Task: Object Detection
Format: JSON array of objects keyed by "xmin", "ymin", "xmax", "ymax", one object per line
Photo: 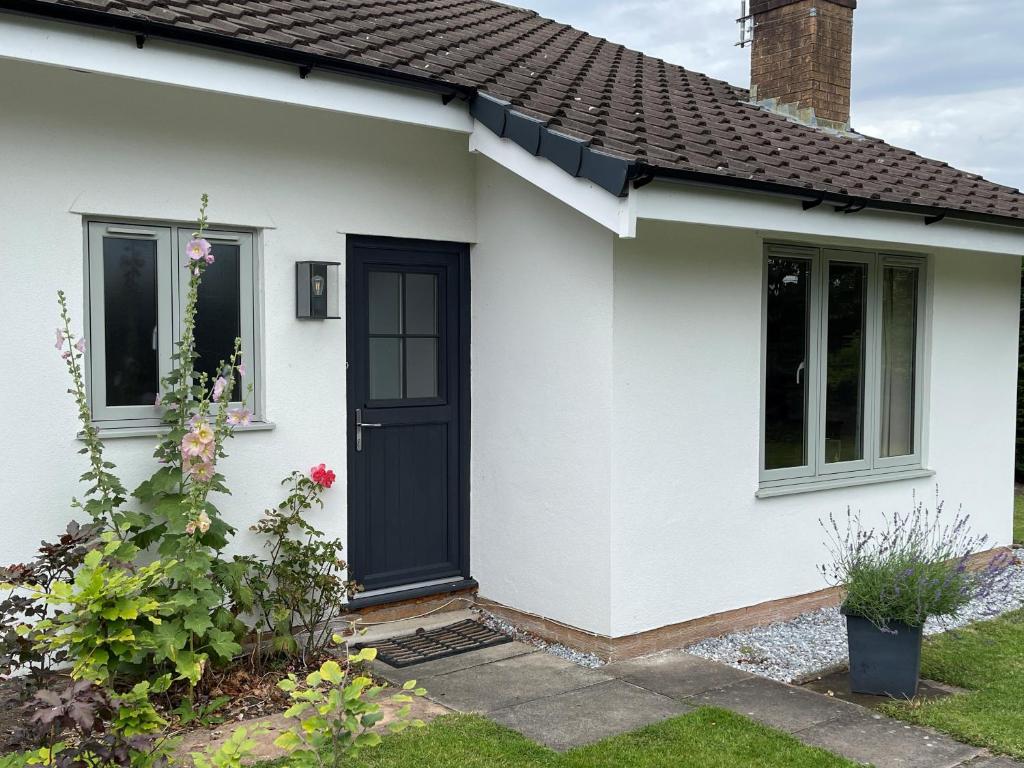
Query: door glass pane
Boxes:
[
  {"xmin": 406, "ymin": 338, "xmax": 438, "ymax": 398},
  {"xmin": 405, "ymin": 273, "xmax": 437, "ymax": 335},
  {"xmin": 103, "ymin": 237, "xmax": 159, "ymax": 407},
  {"xmin": 880, "ymin": 266, "xmax": 918, "ymax": 458},
  {"xmin": 764, "ymin": 257, "xmax": 811, "ymax": 470},
  {"xmin": 194, "ymin": 242, "xmax": 242, "ymax": 402},
  {"xmin": 369, "ymin": 272, "xmax": 401, "ymax": 334},
  {"xmin": 369, "ymin": 338, "xmax": 403, "ymax": 400},
  {"xmin": 824, "ymin": 261, "xmax": 867, "ymax": 464}
]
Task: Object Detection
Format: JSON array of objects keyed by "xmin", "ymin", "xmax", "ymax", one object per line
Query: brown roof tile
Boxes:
[{"xmin": 14, "ymin": 0, "xmax": 1024, "ymax": 223}]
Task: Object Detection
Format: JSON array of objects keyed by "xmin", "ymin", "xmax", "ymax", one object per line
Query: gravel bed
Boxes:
[
  {"xmin": 686, "ymin": 551, "xmax": 1024, "ymax": 683},
  {"xmin": 476, "ymin": 610, "xmax": 605, "ymax": 669}
]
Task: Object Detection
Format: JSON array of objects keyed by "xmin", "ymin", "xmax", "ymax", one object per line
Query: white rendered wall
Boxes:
[
  {"xmin": 471, "ymin": 158, "xmax": 616, "ymax": 636},
  {"xmin": 610, "ymin": 220, "xmax": 1020, "ymax": 637},
  {"xmin": 0, "ymin": 59, "xmax": 475, "ymax": 566}
]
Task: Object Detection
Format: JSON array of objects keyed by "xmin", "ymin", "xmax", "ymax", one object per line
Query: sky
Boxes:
[{"xmin": 522, "ymin": 0, "xmax": 1024, "ymax": 191}]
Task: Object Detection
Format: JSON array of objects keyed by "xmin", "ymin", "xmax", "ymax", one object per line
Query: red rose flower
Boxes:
[{"xmin": 310, "ymin": 463, "xmax": 336, "ymax": 489}]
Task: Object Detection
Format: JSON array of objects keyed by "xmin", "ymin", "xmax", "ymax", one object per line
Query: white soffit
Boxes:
[
  {"xmin": 636, "ymin": 182, "xmax": 1024, "ymax": 256},
  {"xmin": 0, "ymin": 13, "xmax": 473, "ymax": 134},
  {"xmin": 469, "ymin": 122, "xmax": 637, "ymax": 239}
]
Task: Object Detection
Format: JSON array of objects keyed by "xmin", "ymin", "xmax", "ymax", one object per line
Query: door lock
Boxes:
[{"xmin": 355, "ymin": 408, "xmax": 382, "ymax": 452}]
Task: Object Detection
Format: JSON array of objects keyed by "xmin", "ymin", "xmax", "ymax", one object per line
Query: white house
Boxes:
[{"xmin": 1, "ymin": 0, "xmax": 1021, "ymax": 659}]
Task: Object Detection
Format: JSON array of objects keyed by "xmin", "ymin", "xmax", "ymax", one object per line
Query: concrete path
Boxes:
[{"xmin": 375, "ymin": 643, "xmax": 1021, "ymax": 767}]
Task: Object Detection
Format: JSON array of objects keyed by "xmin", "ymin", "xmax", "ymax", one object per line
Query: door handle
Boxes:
[{"xmin": 355, "ymin": 408, "xmax": 383, "ymax": 452}]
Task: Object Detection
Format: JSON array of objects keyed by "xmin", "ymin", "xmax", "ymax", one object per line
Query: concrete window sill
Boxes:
[
  {"xmin": 80, "ymin": 421, "xmax": 276, "ymax": 441},
  {"xmin": 756, "ymin": 468, "xmax": 936, "ymax": 499}
]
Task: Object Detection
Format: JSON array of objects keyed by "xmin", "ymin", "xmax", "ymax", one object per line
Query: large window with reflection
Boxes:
[
  {"xmin": 85, "ymin": 221, "xmax": 257, "ymax": 426},
  {"xmin": 761, "ymin": 244, "xmax": 925, "ymax": 486}
]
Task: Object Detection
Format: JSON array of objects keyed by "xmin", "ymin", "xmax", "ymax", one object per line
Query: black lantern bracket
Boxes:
[{"xmin": 296, "ymin": 261, "xmax": 342, "ymax": 320}]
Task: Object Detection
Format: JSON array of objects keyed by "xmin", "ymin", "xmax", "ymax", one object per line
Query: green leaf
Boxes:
[
  {"xmin": 273, "ymin": 731, "xmax": 302, "ymax": 751},
  {"xmin": 320, "ymin": 659, "xmax": 343, "ymax": 684},
  {"xmin": 183, "ymin": 608, "xmax": 214, "ymax": 635}
]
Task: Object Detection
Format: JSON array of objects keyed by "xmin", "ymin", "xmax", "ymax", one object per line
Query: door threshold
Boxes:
[{"xmin": 345, "ymin": 577, "xmax": 477, "ymax": 611}]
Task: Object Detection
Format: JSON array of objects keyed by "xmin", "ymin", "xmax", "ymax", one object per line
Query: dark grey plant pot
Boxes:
[{"xmin": 845, "ymin": 613, "xmax": 923, "ymax": 698}]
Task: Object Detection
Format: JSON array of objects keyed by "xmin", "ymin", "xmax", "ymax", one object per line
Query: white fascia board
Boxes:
[
  {"xmin": 469, "ymin": 121, "xmax": 637, "ymax": 239},
  {"xmin": 0, "ymin": 13, "xmax": 473, "ymax": 134},
  {"xmin": 636, "ymin": 181, "xmax": 1024, "ymax": 256}
]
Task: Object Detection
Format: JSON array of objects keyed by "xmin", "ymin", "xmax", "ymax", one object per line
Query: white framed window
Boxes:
[
  {"xmin": 85, "ymin": 221, "xmax": 258, "ymax": 427},
  {"xmin": 759, "ymin": 243, "xmax": 926, "ymax": 489}
]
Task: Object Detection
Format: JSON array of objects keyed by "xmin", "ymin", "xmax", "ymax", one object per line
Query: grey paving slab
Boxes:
[
  {"xmin": 605, "ymin": 650, "xmax": 754, "ymax": 699},
  {"xmin": 373, "ymin": 641, "xmax": 537, "ymax": 685},
  {"xmin": 489, "ymin": 679, "xmax": 693, "ymax": 752},
  {"xmin": 795, "ymin": 709, "xmax": 983, "ymax": 768},
  {"xmin": 690, "ymin": 675, "xmax": 863, "ymax": 733},
  {"xmin": 963, "ymin": 757, "xmax": 1024, "ymax": 768},
  {"xmin": 417, "ymin": 650, "xmax": 613, "ymax": 713}
]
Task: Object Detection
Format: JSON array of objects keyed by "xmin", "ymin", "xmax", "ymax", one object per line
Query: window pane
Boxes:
[
  {"xmin": 405, "ymin": 273, "xmax": 437, "ymax": 335},
  {"xmin": 369, "ymin": 338, "xmax": 402, "ymax": 400},
  {"xmin": 880, "ymin": 266, "xmax": 918, "ymax": 457},
  {"xmin": 194, "ymin": 243, "xmax": 242, "ymax": 401},
  {"xmin": 824, "ymin": 262, "xmax": 867, "ymax": 464},
  {"xmin": 103, "ymin": 237, "xmax": 159, "ymax": 407},
  {"xmin": 764, "ymin": 257, "xmax": 811, "ymax": 470},
  {"xmin": 406, "ymin": 338, "xmax": 438, "ymax": 398},
  {"xmin": 369, "ymin": 272, "xmax": 401, "ymax": 334}
]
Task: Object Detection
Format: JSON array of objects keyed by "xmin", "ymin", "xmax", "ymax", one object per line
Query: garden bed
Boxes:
[{"xmin": 685, "ymin": 548, "xmax": 1024, "ymax": 683}]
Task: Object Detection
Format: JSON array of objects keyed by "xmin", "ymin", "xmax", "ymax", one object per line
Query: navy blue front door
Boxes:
[{"xmin": 346, "ymin": 236, "xmax": 469, "ymax": 592}]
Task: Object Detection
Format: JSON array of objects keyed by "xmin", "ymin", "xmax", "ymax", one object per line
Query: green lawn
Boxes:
[
  {"xmin": 882, "ymin": 610, "xmax": 1024, "ymax": 758},
  {"xmin": 1014, "ymin": 488, "xmax": 1024, "ymax": 544},
  {"xmin": 334, "ymin": 709, "xmax": 856, "ymax": 768}
]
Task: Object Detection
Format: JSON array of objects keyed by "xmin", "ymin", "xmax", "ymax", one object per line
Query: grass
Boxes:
[
  {"xmin": 328, "ymin": 708, "xmax": 857, "ymax": 768},
  {"xmin": 1014, "ymin": 487, "xmax": 1024, "ymax": 544},
  {"xmin": 882, "ymin": 609, "xmax": 1024, "ymax": 758}
]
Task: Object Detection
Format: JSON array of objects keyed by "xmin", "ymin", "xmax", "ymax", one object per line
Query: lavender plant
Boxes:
[{"xmin": 820, "ymin": 493, "xmax": 1013, "ymax": 629}]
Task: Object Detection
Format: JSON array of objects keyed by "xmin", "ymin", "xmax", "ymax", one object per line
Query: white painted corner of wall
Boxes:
[
  {"xmin": 0, "ymin": 13, "xmax": 474, "ymax": 134},
  {"xmin": 469, "ymin": 122, "xmax": 637, "ymax": 239}
]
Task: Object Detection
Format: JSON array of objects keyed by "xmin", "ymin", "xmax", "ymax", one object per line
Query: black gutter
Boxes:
[
  {"xmin": 0, "ymin": 0, "xmax": 472, "ymax": 101},
  {"xmin": 7, "ymin": 1, "xmax": 1022, "ymax": 231}
]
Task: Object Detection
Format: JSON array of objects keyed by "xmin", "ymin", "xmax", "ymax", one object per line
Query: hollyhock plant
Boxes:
[
  {"xmin": 212, "ymin": 376, "xmax": 227, "ymax": 403},
  {"xmin": 310, "ymin": 464, "xmax": 336, "ymax": 489},
  {"xmin": 227, "ymin": 407, "xmax": 252, "ymax": 426},
  {"xmin": 185, "ymin": 237, "xmax": 212, "ymax": 263}
]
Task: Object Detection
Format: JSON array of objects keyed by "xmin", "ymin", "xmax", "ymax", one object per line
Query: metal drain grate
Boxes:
[{"xmin": 363, "ymin": 619, "xmax": 511, "ymax": 668}]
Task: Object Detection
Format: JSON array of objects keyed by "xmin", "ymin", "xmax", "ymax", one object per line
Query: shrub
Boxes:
[
  {"xmin": 820, "ymin": 494, "xmax": 1013, "ymax": 629},
  {"xmin": 274, "ymin": 644, "xmax": 425, "ymax": 767},
  {"xmin": 242, "ymin": 469, "xmax": 358, "ymax": 665}
]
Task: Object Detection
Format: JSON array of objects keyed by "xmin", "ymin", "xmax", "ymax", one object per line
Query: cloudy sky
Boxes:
[{"xmin": 524, "ymin": 0, "xmax": 1024, "ymax": 191}]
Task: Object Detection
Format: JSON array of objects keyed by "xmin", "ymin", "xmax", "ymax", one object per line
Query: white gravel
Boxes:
[
  {"xmin": 476, "ymin": 609, "xmax": 605, "ymax": 669},
  {"xmin": 686, "ymin": 551, "xmax": 1024, "ymax": 683}
]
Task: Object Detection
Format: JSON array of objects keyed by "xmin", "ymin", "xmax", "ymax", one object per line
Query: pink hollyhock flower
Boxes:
[
  {"xmin": 310, "ymin": 463, "xmax": 336, "ymax": 489},
  {"xmin": 55, "ymin": 329, "xmax": 66, "ymax": 349},
  {"xmin": 185, "ymin": 238, "xmax": 211, "ymax": 262},
  {"xmin": 75, "ymin": 337, "xmax": 86, "ymax": 354},
  {"xmin": 212, "ymin": 376, "xmax": 227, "ymax": 402},
  {"xmin": 188, "ymin": 461, "xmax": 216, "ymax": 483},
  {"xmin": 61, "ymin": 350, "xmax": 71, "ymax": 360},
  {"xmin": 237, "ymin": 362, "xmax": 246, "ymax": 377},
  {"xmin": 227, "ymin": 407, "xmax": 252, "ymax": 426},
  {"xmin": 181, "ymin": 432, "xmax": 205, "ymax": 457},
  {"xmin": 194, "ymin": 421, "xmax": 215, "ymax": 444},
  {"xmin": 154, "ymin": 393, "xmax": 162, "ymax": 407}
]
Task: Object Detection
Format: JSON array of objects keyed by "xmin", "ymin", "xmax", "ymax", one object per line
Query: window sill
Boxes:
[
  {"xmin": 80, "ymin": 421, "xmax": 276, "ymax": 441},
  {"xmin": 756, "ymin": 467, "xmax": 936, "ymax": 499}
]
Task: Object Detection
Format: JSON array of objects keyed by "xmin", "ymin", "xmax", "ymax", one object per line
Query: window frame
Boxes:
[
  {"xmin": 759, "ymin": 242, "xmax": 927, "ymax": 490},
  {"xmin": 85, "ymin": 219, "xmax": 260, "ymax": 429}
]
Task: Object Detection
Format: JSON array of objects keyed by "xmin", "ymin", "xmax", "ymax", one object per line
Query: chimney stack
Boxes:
[{"xmin": 748, "ymin": 0, "xmax": 856, "ymax": 130}]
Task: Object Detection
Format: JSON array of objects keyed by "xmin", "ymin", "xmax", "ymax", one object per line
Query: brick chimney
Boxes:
[{"xmin": 748, "ymin": 0, "xmax": 856, "ymax": 131}]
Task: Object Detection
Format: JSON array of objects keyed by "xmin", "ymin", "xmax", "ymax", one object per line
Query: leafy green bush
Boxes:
[
  {"xmin": 242, "ymin": 470, "xmax": 358, "ymax": 665},
  {"xmin": 274, "ymin": 644, "xmax": 425, "ymax": 767},
  {"xmin": 820, "ymin": 495, "xmax": 1012, "ymax": 629}
]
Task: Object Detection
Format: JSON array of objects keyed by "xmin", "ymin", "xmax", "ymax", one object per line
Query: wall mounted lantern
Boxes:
[{"xmin": 296, "ymin": 261, "xmax": 341, "ymax": 320}]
